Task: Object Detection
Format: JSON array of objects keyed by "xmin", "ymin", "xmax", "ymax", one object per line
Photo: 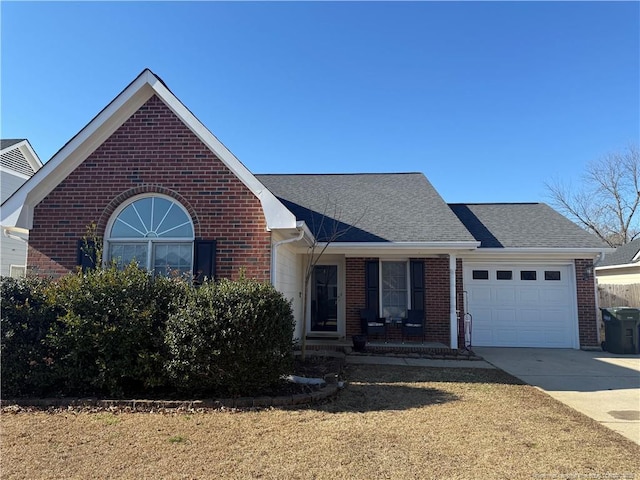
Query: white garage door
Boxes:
[{"xmin": 464, "ymin": 264, "xmax": 577, "ymax": 348}]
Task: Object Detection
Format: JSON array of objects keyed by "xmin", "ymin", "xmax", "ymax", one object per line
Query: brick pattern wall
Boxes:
[
  {"xmin": 575, "ymin": 258, "xmax": 599, "ymax": 347},
  {"xmin": 345, "ymin": 257, "xmax": 368, "ymax": 338},
  {"xmin": 27, "ymin": 95, "xmax": 271, "ymax": 281},
  {"xmin": 344, "ymin": 257, "xmax": 452, "ymax": 345},
  {"xmin": 425, "ymin": 257, "xmax": 451, "ymax": 345}
]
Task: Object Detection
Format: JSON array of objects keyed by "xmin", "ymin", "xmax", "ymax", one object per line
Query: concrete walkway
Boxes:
[
  {"xmin": 346, "ymin": 354, "xmax": 495, "ymax": 369},
  {"xmin": 473, "ymin": 347, "xmax": 640, "ymax": 445}
]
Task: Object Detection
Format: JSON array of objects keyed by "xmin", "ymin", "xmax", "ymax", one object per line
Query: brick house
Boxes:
[{"xmin": 1, "ymin": 70, "xmax": 610, "ymax": 350}]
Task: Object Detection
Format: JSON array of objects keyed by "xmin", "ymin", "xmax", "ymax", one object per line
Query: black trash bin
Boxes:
[
  {"xmin": 352, "ymin": 335, "xmax": 367, "ymax": 352},
  {"xmin": 600, "ymin": 307, "xmax": 640, "ymax": 354}
]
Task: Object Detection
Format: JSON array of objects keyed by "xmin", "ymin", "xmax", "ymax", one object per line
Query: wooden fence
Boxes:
[{"xmin": 598, "ymin": 283, "xmax": 640, "ymax": 308}]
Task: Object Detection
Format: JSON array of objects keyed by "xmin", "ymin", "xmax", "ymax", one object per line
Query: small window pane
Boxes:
[
  {"xmin": 472, "ymin": 270, "xmax": 489, "ymax": 280},
  {"xmin": 154, "ymin": 243, "xmax": 192, "ymax": 276},
  {"xmin": 496, "ymin": 270, "xmax": 512, "ymax": 280},
  {"xmin": 133, "ymin": 197, "xmax": 153, "ymax": 232},
  {"xmin": 111, "ymin": 205, "xmax": 146, "ymax": 237},
  {"xmin": 110, "ymin": 243, "xmax": 148, "ymax": 269},
  {"xmin": 520, "ymin": 270, "xmax": 537, "ymax": 281},
  {"xmin": 381, "ymin": 261, "xmax": 408, "ymax": 318},
  {"xmin": 152, "ymin": 197, "xmax": 173, "ymax": 232},
  {"xmin": 545, "ymin": 270, "xmax": 561, "ymax": 281}
]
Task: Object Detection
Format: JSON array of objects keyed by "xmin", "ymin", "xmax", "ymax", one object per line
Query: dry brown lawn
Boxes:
[{"xmin": 2, "ymin": 365, "xmax": 639, "ymax": 480}]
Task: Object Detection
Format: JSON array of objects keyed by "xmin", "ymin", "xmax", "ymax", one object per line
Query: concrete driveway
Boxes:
[{"xmin": 473, "ymin": 347, "xmax": 640, "ymax": 445}]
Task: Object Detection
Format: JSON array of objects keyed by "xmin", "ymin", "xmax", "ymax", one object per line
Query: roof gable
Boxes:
[
  {"xmin": 257, "ymin": 173, "xmax": 477, "ymax": 244},
  {"xmin": 1, "ymin": 69, "xmax": 296, "ymax": 232},
  {"xmin": 449, "ymin": 203, "xmax": 608, "ymax": 250},
  {"xmin": 1, "ymin": 139, "xmax": 42, "ymax": 177}
]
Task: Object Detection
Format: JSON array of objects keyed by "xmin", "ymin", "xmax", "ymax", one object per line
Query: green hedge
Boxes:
[
  {"xmin": 44, "ymin": 264, "xmax": 182, "ymax": 396},
  {"xmin": 165, "ymin": 277, "xmax": 295, "ymax": 396},
  {"xmin": 0, "ymin": 276, "xmax": 59, "ymax": 396},
  {"xmin": 1, "ymin": 267, "xmax": 295, "ymax": 398}
]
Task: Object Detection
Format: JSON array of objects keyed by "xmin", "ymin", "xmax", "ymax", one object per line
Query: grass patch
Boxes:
[
  {"xmin": 93, "ymin": 413, "xmax": 120, "ymax": 426},
  {"xmin": 2, "ymin": 365, "xmax": 638, "ymax": 479},
  {"xmin": 167, "ymin": 435, "xmax": 189, "ymax": 444}
]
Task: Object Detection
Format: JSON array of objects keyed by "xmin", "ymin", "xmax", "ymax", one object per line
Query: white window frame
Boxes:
[
  {"xmin": 9, "ymin": 265, "xmax": 26, "ymax": 278},
  {"xmin": 379, "ymin": 259, "xmax": 411, "ymax": 319},
  {"xmin": 104, "ymin": 194, "xmax": 195, "ymax": 275}
]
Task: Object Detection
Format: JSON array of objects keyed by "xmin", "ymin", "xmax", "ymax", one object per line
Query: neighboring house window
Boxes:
[
  {"xmin": 381, "ymin": 261, "xmax": 409, "ymax": 318},
  {"xmin": 106, "ymin": 195, "xmax": 194, "ymax": 276},
  {"xmin": 9, "ymin": 265, "xmax": 26, "ymax": 278}
]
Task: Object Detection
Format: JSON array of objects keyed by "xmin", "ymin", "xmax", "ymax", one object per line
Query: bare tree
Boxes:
[
  {"xmin": 299, "ymin": 201, "xmax": 366, "ymax": 360},
  {"xmin": 546, "ymin": 144, "xmax": 640, "ymax": 247}
]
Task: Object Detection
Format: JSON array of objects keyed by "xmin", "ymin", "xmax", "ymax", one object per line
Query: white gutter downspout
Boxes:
[
  {"xmin": 270, "ymin": 227, "xmax": 305, "ymax": 286},
  {"xmin": 450, "ymin": 254, "xmax": 458, "ymax": 350},
  {"xmin": 2, "ymin": 226, "xmax": 29, "ymax": 242}
]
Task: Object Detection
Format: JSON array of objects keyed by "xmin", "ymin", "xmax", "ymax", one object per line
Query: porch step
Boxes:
[{"xmin": 302, "ymin": 339, "xmax": 475, "ymax": 358}]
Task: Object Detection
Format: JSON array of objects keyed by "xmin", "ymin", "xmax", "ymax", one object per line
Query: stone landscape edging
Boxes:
[{"xmin": 0, "ymin": 382, "xmax": 340, "ymax": 412}]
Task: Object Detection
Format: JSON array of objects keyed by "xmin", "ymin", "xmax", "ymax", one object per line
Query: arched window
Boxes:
[{"xmin": 106, "ymin": 195, "xmax": 194, "ymax": 276}]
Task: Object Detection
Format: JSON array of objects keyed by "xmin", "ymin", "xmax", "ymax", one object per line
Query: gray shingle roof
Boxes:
[
  {"xmin": 449, "ymin": 203, "xmax": 608, "ymax": 249},
  {"xmin": 0, "ymin": 139, "xmax": 25, "ymax": 150},
  {"xmin": 256, "ymin": 173, "xmax": 476, "ymax": 243},
  {"xmin": 597, "ymin": 238, "xmax": 640, "ymax": 267}
]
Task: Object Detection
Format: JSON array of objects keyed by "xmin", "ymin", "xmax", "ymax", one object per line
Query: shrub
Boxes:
[
  {"xmin": 165, "ymin": 277, "xmax": 295, "ymax": 396},
  {"xmin": 46, "ymin": 264, "xmax": 184, "ymax": 397},
  {"xmin": 1, "ymin": 276, "xmax": 58, "ymax": 396}
]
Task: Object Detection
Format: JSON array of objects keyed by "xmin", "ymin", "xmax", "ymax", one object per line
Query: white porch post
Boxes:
[{"xmin": 449, "ymin": 254, "xmax": 458, "ymax": 350}]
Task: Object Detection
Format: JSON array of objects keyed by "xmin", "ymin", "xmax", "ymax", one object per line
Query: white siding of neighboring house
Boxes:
[
  {"xmin": 1, "ymin": 169, "xmax": 31, "ymax": 277},
  {"xmin": 596, "ymin": 266, "xmax": 640, "ymax": 285},
  {"xmin": 272, "ymin": 232, "xmax": 304, "ymax": 340}
]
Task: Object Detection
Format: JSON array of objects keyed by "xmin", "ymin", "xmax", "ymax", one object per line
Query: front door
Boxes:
[{"xmin": 310, "ymin": 264, "xmax": 338, "ymax": 333}]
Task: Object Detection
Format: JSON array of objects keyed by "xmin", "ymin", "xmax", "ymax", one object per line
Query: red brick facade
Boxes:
[
  {"xmin": 345, "ymin": 257, "xmax": 370, "ymax": 338},
  {"xmin": 343, "ymin": 256, "xmax": 599, "ymax": 348},
  {"xmin": 27, "ymin": 95, "xmax": 271, "ymax": 281},
  {"xmin": 575, "ymin": 258, "xmax": 599, "ymax": 347},
  {"xmin": 424, "ymin": 258, "xmax": 451, "ymax": 345},
  {"xmin": 345, "ymin": 256, "xmax": 453, "ymax": 345}
]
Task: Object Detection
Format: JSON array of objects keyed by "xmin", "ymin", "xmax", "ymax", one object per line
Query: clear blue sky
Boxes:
[{"xmin": 1, "ymin": 1, "xmax": 638, "ymax": 203}]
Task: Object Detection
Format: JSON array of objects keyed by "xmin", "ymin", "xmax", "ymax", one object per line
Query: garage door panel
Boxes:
[
  {"xmin": 518, "ymin": 308, "xmax": 541, "ymax": 324},
  {"xmin": 469, "ymin": 286, "xmax": 492, "ymax": 304},
  {"xmin": 495, "ymin": 287, "xmax": 516, "ymax": 304},
  {"xmin": 465, "ymin": 264, "xmax": 576, "ymax": 348},
  {"xmin": 494, "ymin": 328, "xmax": 519, "ymax": 346},
  {"xmin": 518, "ymin": 329, "xmax": 548, "ymax": 347},
  {"xmin": 472, "ymin": 327, "xmax": 496, "ymax": 346},
  {"xmin": 540, "ymin": 287, "xmax": 569, "ymax": 304},
  {"xmin": 494, "ymin": 308, "xmax": 517, "ymax": 324},
  {"xmin": 518, "ymin": 288, "xmax": 540, "ymax": 304}
]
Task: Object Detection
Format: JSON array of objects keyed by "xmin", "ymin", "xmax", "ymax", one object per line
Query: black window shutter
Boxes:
[
  {"xmin": 365, "ymin": 260, "xmax": 379, "ymax": 315},
  {"xmin": 193, "ymin": 240, "xmax": 216, "ymax": 283},
  {"xmin": 77, "ymin": 239, "xmax": 97, "ymax": 272},
  {"xmin": 410, "ymin": 260, "xmax": 425, "ymax": 310}
]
